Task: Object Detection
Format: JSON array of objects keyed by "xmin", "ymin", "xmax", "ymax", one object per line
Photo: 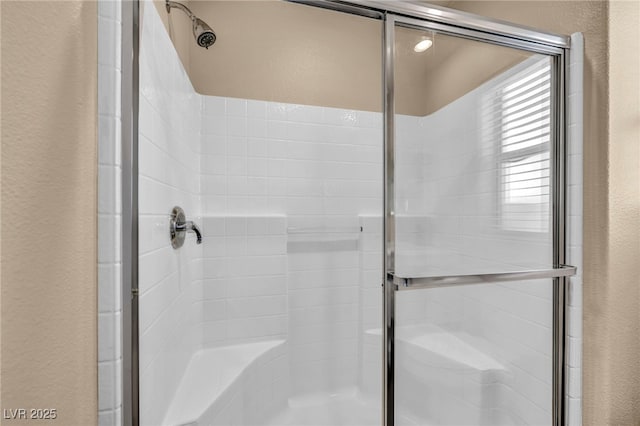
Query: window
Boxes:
[{"xmin": 494, "ymin": 58, "xmax": 552, "ymax": 233}]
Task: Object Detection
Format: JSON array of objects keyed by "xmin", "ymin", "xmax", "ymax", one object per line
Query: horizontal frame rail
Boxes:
[{"xmin": 391, "ymin": 265, "xmax": 576, "ymax": 290}]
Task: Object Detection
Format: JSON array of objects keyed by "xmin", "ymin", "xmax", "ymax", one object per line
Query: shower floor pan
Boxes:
[{"xmin": 163, "ymin": 325, "xmax": 507, "ymax": 426}]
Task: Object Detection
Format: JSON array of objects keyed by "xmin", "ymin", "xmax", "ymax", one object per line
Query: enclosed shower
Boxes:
[{"xmin": 118, "ymin": 0, "xmax": 583, "ymax": 425}]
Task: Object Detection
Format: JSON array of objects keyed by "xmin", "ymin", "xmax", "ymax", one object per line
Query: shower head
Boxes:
[
  {"xmin": 166, "ymin": 0, "xmax": 217, "ymax": 49},
  {"xmin": 193, "ymin": 17, "xmax": 216, "ymax": 49}
]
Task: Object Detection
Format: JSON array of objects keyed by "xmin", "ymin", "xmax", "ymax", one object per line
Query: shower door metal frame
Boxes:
[
  {"xmin": 120, "ymin": 1, "xmax": 573, "ymax": 425},
  {"xmin": 122, "ymin": 1, "xmax": 140, "ymax": 425},
  {"xmin": 382, "ymin": 13, "xmax": 571, "ymax": 426}
]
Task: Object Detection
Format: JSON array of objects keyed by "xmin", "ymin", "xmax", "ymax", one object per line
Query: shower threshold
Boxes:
[
  {"xmin": 265, "ymin": 386, "xmax": 436, "ymax": 426},
  {"xmin": 265, "ymin": 387, "xmax": 379, "ymax": 426}
]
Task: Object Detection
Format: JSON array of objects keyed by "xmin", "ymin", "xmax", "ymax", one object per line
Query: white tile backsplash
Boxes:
[
  {"xmin": 137, "ymin": 1, "xmax": 203, "ymax": 424},
  {"xmin": 98, "ymin": 0, "xmax": 123, "ymax": 424}
]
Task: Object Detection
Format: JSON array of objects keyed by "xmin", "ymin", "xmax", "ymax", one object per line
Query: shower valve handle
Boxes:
[
  {"xmin": 170, "ymin": 206, "xmax": 202, "ymax": 249},
  {"xmin": 175, "ymin": 221, "xmax": 202, "ymax": 243}
]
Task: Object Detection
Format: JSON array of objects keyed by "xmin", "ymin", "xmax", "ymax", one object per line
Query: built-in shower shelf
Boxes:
[{"xmin": 287, "ymin": 226, "xmax": 363, "ymax": 234}]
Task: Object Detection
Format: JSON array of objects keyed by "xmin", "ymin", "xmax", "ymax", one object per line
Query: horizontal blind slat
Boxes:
[{"xmin": 496, "ymin": 58, "xmax": 552, "ymax": 232}]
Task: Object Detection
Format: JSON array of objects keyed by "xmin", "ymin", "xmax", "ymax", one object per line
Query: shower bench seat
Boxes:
[
  {"xmin": 163, "ymin": 339, "xmax": 287, "ymax": 426},
  {"xmin": 365, "ymin": 325, "xmax": 508, "ymax": 425}
]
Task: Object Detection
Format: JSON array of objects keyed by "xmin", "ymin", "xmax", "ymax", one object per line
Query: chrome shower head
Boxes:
[
  {"xmin": 193, "ymin": 17, "xmax": 216, "ymax": 49},
  {"xmin": 166, "ymin": 0, "xmax": 217, "ymax": 49}
]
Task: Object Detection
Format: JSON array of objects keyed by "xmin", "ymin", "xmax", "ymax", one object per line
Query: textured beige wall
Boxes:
[
  {"xmin": 153, "ymin": 1, "xmax": 527, "ymax": 115},
  {"xmin": 154, "ymin": 0, "xmax": 384, "ymax": 112},
  {"xmin": 1, "ymin": 1, "xmax": 97, "ymax": 425},
  {"xmin": 603, "ymin": 0, "xmax": 640, "ymax": 423},
  {"xmin": 188, "ymin": 1, "xmax": 383, "ymax": 112}
]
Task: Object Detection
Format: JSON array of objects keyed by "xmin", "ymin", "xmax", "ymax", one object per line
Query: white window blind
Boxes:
[{"xmin": 489, "ymin": 58, "xmax": 552, "ymax": 233}]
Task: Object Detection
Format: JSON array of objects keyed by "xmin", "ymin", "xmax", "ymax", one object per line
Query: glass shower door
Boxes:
[{"xmin": 388, "ymin": 17, "xmax": 574, "ymax": 426}]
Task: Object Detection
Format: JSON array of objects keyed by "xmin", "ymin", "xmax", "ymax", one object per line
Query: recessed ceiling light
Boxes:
[{"xmin": 414, "ymin": 39, "xmax": 433, "ymax": 53}]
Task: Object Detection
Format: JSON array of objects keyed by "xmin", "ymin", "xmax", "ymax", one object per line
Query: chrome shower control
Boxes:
[{"xmin": 170, "ymin": 206, "xmax": 202, "ymax": 249}]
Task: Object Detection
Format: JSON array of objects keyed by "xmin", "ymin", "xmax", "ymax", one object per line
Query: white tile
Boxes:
[
  {"xmin": 138, "ymin": 244, "xmax": 176, "ymax": 293},
  {"xmin": 98, "ymin": 65, "xmax": 121, "ymax": 118},
  {"xmin": 201, "ymin": 154, "xmax": 226, "ymax": 175},
  {"xmin": 203, "ymin": 279, "xmax": 227, "ymax": 300},
  {"xmin": 248, "ymin": 118, "xmax": 267, "ymax": 138},
  {"xmin": 289, "ymin": 286, "xmax": 358, "ymax": 309},
  {"xmin": 227, "ymin": 116, "xmax": 247, "ymax": 137},
  {"xmin": 98, "ymin": 362, "xmax": 116, "ymax": 411},
  {"xmin": 202, "ymin": 175, "xmax": 226, "ymax": 195},
  {"xmin": 266, "ymin": 103, "xmax": 288, "ymax": 121},
  {"xmin": 98, "ymin": 264, "xmax": 120, "ymax": 313},
  {"xmin": 98, "ymin": 115, "xmax": 116, "ymax": 165},
  {"xmin": 98, "ymin": 410, "xmax": 116, "ymax": 426},
  {"xmin": 203, "ymin": 321, "xmax": 227, "ymax": 344},
  {"xmin": 227, "ymin": 176, "xmax": 248, "ymax": 195},
  {"xmin": 225, "ymin": 217, "xmax": 246, "ymax": 235},
  {"xmin": 139, "ymin": 273, "xmax": 179, "ymax": 332},
  {"xmin": 203, "ymin": 96, "xmax": 226, "ymax": 117},
  {"xmin": 227, "ymin": 156, "xmax": 247, "ymax": 176},
  {"xmin": 247, "ymin": 100, "xmax": 267, "ymax": 118},
  {"xmin": 226, "ymin": 98, "xmax": 247, "ymax": 116},
  {"xmin": 288, "ymin": 104, "xmax": 323, "ymax": 123},
  {"xmin": 203, "ymin": 300, "xmax": 227, "ymax": 321},
  {"xmin": 227, "ymin": 316, "xmax": 287, "ymax": 340},
  {"xmin": 227, "ymin": 136, "xmax": 247, "ymax": 157},
  {"xmin": 226, "ymin": 256, "xmax": 286, "ymax": 277},
  {"xmin": 227, "ymin": 295, "xmax": 287, "ymax": 318},
  {"xmin": 248, "ymin": 158, "xmax": 268, "ymax": 177},
  {"xmin": 267, "ymin": 217, "xmax": 286, "ymax": 235},
  {"xmin": 568, "ymin": 366, "xmax": 582, "ymax": 398},
  {"xmin": 98, "ymin": 16, "xmax": 120, "ymax": 68},
  {"xmin": 225, "ymin": 276, "xmax": 286, "ymax": 298},
  {"xmin": 247, "ymin": 236, "xmax": 286, "ymax": 255},
  {"xmin": 267, "ymin": 120, "xmax": 288, "ymax": 139},
  {"xmin": 98, "ymin": 0, "xmax": 120, "ymax": 21},
  {"xmin": 202, "ymin": 116, "xmax": 226, "ymax": 135},
  {"xmin": 226, "ymin": 236, "xmax": 247, "ymax": 256},
  {"xmin": 247, "ymin": 137, "xmax": 268, "ymax": 157},
  {"xmin": 98, "ymin": 314, "xmax": 116, "ymax": 362}
]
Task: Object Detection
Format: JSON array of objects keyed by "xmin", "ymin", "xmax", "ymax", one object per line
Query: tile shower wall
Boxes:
[
  {"xmin": 97, "ymin": 1, "xmax": 123, "ymax": 425},
  {"xmin": 358, "ymin": 215, "xmax": 383, "ymax": 397},
  {"xmin": 566, "ymin": 32, "xmax": 584, "ymax": 426},
  {"xmin": 137, "ymin": 2, "xmax": 203, "ymax": 425},
  {"xmin": 200, "ymin": 215, "xmax": 288, "ymax": 347},
  {"xmin": 200, "ymin": 96, "xmax": 384, "ymax": 395},
  {"xmin": 199, "ymin": 96, "xmax": 382, "ymax": 217}
]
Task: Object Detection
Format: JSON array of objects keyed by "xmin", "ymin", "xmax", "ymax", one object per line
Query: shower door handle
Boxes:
[
  {"xmin": 389, "ymin": 265, "xmax": 577, "ymax": 290},
  {"xmin": 170, "ymin": 206, "xmax": 202, "ymax": 249}
]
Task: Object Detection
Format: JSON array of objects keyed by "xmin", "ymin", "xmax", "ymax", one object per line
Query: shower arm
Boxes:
[{"xmin": 165, "ymin": 0, "xmax": 197, "ymax": 22}]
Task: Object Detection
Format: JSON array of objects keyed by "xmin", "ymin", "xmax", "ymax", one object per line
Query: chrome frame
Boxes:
[
  {"xmin": 383, "ymin": 14, "xmax": 395, "ymax": 426},
  {"xmin": 552, "ymin": 51, "xmax": 569, "ymax": 426},
  {"xmin": 122, "ymin": 1, "xmax": 139, "ymax": 426},
  {"xmin": 121, "ymin": 1, "xmax": 573, "ymax": 425},
  {"xmin": 391, "ymin": 266, "xmax": 576, "ymax": 290},
  {"xmin": 383, "ymin": 12, "xmax": 571, "ymax": 426}
]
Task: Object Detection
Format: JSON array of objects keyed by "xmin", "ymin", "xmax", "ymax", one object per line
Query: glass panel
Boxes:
[
  {"xmin": 138, "ymin": 2, "xmax": 383, "ymax": 425},
  {"xmin": 394, "ymin": 23, "xmax": 554, "ymax": 425}
]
